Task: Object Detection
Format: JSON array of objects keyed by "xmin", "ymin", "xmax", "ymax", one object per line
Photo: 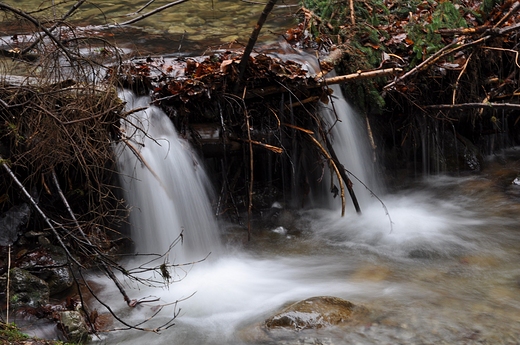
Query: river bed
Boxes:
[
  {"xmin": 89, "ymin": 149, "xmax": 520, "ymax": 345},
  {"xmin": 3, "ymin": 0, "xmax": 299, "ymax": 55}
]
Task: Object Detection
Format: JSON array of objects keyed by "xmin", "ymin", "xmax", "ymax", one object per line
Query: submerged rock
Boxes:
[{"xmin": 264, "ymin": 296, "xmax": 369, "ymax": 331}]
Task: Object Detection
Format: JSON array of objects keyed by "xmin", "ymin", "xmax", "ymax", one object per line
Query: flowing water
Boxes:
[
  {"xmin": 115, "ymin": 90, "xmax": 221, "ymax": 262},
  {"xmin": 3, "ymin": 0, "xmax": 299, "ymax": 55},
  {"xmin": 320, "ymin": 82, "xmax": 382, "ymax": 209},
  {"xmin": 6, "ymin": 1, "xmax": 520, "ymax": 344},
  {"xmin": 97, "ymin": 90, "xmax": 520, "ymax": 344}
]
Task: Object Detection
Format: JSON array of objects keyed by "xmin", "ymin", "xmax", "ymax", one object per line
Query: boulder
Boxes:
[
  {"xmin": 264, "ymin": 296, "xmax": 369, "ymax": 331},
  {"xmin": 4, "ymin": 267, "xmax": 50, "ymax": 309},
  {"xmin": 0, "ymin": 203, "xmax": 30, "ymax": 246},
  {"xmin": 18, "ymin": 245, "xmax": 74, "ymax": 295},
  {"xmin": 57, "ymin": 310, "xmax": 91, "ymax": 344}
]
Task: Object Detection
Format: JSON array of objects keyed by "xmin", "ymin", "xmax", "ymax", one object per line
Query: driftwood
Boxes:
[{"xmin": 246, "ymin": 68, "xmax": 402, "ymax": 99}]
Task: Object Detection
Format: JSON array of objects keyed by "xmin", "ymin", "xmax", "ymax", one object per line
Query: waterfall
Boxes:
[
  {"xmin": 115, "ymin": 90, "xmax": 221, "ymax": 263},
  {"xmin": 319, "ymin": 82, "xmax": 381, "ymax": 210}
]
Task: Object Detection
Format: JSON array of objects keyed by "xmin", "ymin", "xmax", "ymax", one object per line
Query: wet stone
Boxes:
[
  {"xmin": 58, "ymin": 310, "xmax": 91, "ymax": 344},
  {"xmin": 167, "ymin": 25, "xmax": 197, "ymax": 35},
  {"xmin": 5, "ymin": 267, "xmax": 50, "ymax": 309},
  {"xmin": 18, "ymin": 245, "xmax": 74, "ymax": 295},
  {"xmin": 185, "ymin": 16, "xmax": 206, "ymax": 26},
  {"xmin": 265, "ymin": 296, "xmax": 369, "ymax": 331}
]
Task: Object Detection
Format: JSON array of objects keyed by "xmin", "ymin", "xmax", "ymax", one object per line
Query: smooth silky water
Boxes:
[
  {"xmin": 7, "ymin": 1, "xmax": 520, "ymax": 343},
  {"xmin": 102, "ymin": 88, "xmax": 520, "ymax": 344}
]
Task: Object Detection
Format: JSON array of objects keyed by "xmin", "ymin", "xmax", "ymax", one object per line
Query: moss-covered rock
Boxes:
[
  {"xmin": 5, "ymin": 267, "xmax": 50, "ymax": 309},
  {"xmin": 57, "ymin": 311, "xmax": 90, "ymax": 344}
]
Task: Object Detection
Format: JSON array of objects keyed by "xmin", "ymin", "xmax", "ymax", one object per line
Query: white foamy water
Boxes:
[
  {"xmin": 96, "ymin": 177, "xmax": 520, "ymax": 344},
  {"xmin": 319, "ymin": 82, "xmax": 381, "ymax": 210},
  {"xmin": 115, "ymin": 90, "xmax": 221, "ymax": 263},
  {"xmin": 97, "ymin": 91, "xmax": 520, "ymax": 345}
]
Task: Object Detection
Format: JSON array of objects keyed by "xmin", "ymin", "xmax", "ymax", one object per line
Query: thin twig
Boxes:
[
  {"xmin": 0, "ymin": 3, "xmax": 75, "ymax": 63},
  {"xmin": 492, "ymin": 1, "xmax": 520, "ymax": 29},
  {"xmin": 426, "ymin": 102, "xmax": 520, "ymax": 110},
  {"xmin": 232, "ymin": 137, "xmax": 283, "ymax": 153},
  {"xmin": 243, "ymin": 88, "xmax": 254, "ymax": 241},
  {"xmin": 50, "ymin": 171, "xmax": 114, "ymax": 261},
  {"xmin": 385, "ymin": 36, "xmax": 491, "ymax": 90},
  {"xmin": 21, "ymin": 0, "xmax": 88, "ymax": 55},
  {"xmin": 349, "ymin": 0, "xmax": 355, "ymax": 25},
  {"xmin": 305, "ymin": 133, "xmax": 346, "ymax": 216},
  {"xmin": 119, "ymin": 0, "xmax": 190, "ymax": 26},
  {"xmin": 320, "ymin": 68, "xmax": 403, "ymax": 85},
  {"xmin": 324, "ymin": 136, "xmax": 361, "ymax": 214},
  {"xmin": 482, "ymin": 46, "xmax": 520, "ymax": 68},
  {"xmin": 135, "ymin": 0, "xmax": 156, "ymax": 14},
  {"xmin": 0, "ymin": 155, "xmax": 83, "ymax": 268},
  {"xmin": 452, "ymin": 52, "xmax": 473, "ymax": 104},
  {"xmin": 6, "ymin": 245, "xmax": 10, "ymax": 324}
]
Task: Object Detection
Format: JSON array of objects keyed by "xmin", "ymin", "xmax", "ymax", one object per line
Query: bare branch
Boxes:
[
  {"xmin": 119, "ymin": 0, "xmax": 191, "ymax": 26},
  {"xmin": 0, "ymin": 155, "xmax": 83, "ymax": 267},
  {"xmin": 426, "ymin": 102, "xmax": 520, "ymax": 110},
  {"xmin": 0, "ymin": 3, "xmax": 76, "ymax": 62},
  {"xmin": 21, "ymin": 0, "xmax": 88, "ymax": 55},
  {"xmin": 235, "ymin": 0, "xmax": 278, "ymax": 93}
]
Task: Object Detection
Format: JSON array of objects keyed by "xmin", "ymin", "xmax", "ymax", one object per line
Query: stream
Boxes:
[
  {"xmin": 6, "ymin": 1, "xmax": 520, "ymax": 344},
  {"xmin": 97, "ymin": 158, "xmax": 520, "ymax": 344},
  {"xmin": 100, "ymin": 89, "xmax": 520, "ymax": 344}
]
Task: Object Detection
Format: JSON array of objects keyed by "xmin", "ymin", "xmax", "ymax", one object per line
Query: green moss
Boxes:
[
  {"xmin": 299, "ymin": 0, "xmax": 480, "ymax": 113},
  {"xmin": 0, "ymin": 322, "xmax": 78, "ymax": 345},
  {"xmin": 0, "ymin": 322, "xmax": 28, "ymax": 342},
  {"xmin": 406, "ymin": 1, "xmax": 467, "ymax": 63}
]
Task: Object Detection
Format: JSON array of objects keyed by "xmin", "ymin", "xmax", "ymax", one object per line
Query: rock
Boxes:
[
  {"xmin": 427, "ymin": 130, "xmax": 483, "ymax": 174},
  {"xmin": 18, "ymin": 245, "xmax": 74, "ymax": 295},
  {"xmin": 264, "ymin": 296, "xmax": 369, "ymax": 331},
  {"xmin": 0, "ymin": 203, "xmax": 30, "ymax": 246},
  {"xmin": 185, "ymin": 16, "xmax": 206, "ymax": 26},
  {"xmin": 4, "ymin": 267, "xmax": 50, "ymax": 309},
  {"xmin": 57, "ymin": 310, "xmax": 91, "ymax": 344},
  {"xmin": 271, "ymin": 226, "xmax": 288, "ymax": 235}
]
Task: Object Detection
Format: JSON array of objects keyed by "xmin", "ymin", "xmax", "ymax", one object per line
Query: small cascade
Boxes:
[
  {"xmin": 319, "ymin": 81, "xmax": 381, "ymax": 210},
  {"xmin": 115, "ymin": 90, "xmax": 221, "ymax": 263}
]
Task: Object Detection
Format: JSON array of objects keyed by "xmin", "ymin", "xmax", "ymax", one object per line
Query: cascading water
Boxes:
[
  {"xmin": 319, "ymin": 80, "xmax": 381, "ymax": 209},
  {"xmin": 115, "ymin": 90, "xmax": 221, "ymax": 263},
  {"xmin": 95, "ymin": 84, "xmax": 520, "ymax": 345}
]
